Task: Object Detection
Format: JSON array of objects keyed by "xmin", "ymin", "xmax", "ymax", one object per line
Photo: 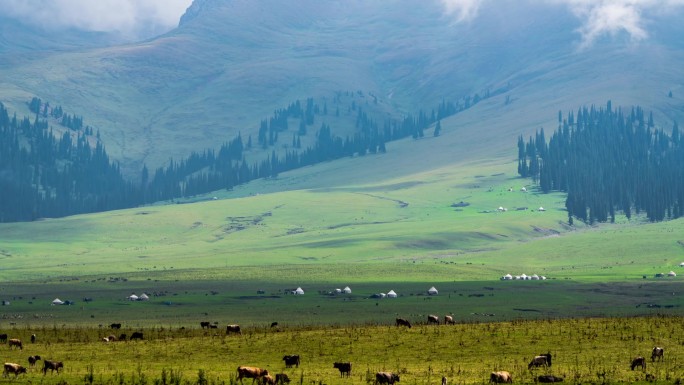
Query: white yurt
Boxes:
[
  {"xmin": 294, "ymin": 287, "xmax": 305, "ymax": 295},
  {"xmin": 387, "ymin": 290, "xmax": 397, "ymax": 298},
  {"xmin": 501, "ymin": 274, "xmax": 513, "ymax": 280},
  {"xmin": 335, "ymin": 288, "xmax": 342, "ymax": 294},
  {"xmin": 539, "ymin": 207, "xmax": 546, "ymax": 211},
  {"xmin": 427, "ymin": 286, "xmax": 438, "ymax": 295},
  {"xmin": 679, "ymin": 262, "xmax": 684, "ymax": 267},
  {"xmin": 379, "ymin": 293, "xmax": 387, "ymax": 298},
  {"xmin": 668, "ymin": 271, "xmax": 677, "ymax": 277},
  {"xmin": 531, "ymin": 274, "xmax": 540, "ymax": 280},
  {"xmin": 128, "ymin": 294, "xmax": 139, "ymax": 301},
  {"xmin": 343, "ymin": 286, "xmax": 352, "ymax": 294},
  {"xmin": 51, "ymin": 298, "xmax": 64, "ymax": 306},
  {"xmin": 520, "ymin": 273, "xmax": 528, "ymax": 280},
  {"xmin": 139, "ymin": 293, "xmax": 150, "ymax": 301}
]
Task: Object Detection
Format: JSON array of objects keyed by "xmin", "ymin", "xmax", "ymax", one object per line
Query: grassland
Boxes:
[
  {"xmin": 1, "ymin": 158, "xmax": 683, "ymax": 327},
  {"xmin": 1, "ymin": 316, "xmax": 683, "ymax": 385}
]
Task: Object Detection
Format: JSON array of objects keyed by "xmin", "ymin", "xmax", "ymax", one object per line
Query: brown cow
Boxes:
[
  {"xmin": 444, "ymin": 315, "xmax": 455, "ymax": 325},
  {"xmin": 333, "ymin": 362, "xmax": 351, "ymax": 377},
  {"xmin": 375, "ymin": 372, "xmax": 400, "ymax": 385},
  {"xmin": 3, "ymin": 363, "xmax": 27, "ymax": 378},
  {"xmin": 652, "ymin": 347, "xmax": 664, "ymax": 362},
  {"xmin": 631, "ymin": 357, "xmax": 646, "ymax": 370},
  {"xmin": 43, "ymin": 360, "xmax": 64, "ymax": 374},
  {"xmin": 395, "ymin": 318, "xmax": 412, "ymax": 328},
  {"xmin": 237, "ymin": 366, "xmax": 269, "ymax": 384},
  {"xmin": 275, "ymin": 373, "xmax": 291, "ymax": 384},
  {"xmin": 490, "ymin": 371, "xmax": 513, "ymax": 383},
  {"xmin": 261, "ymin": 374, "xmax": 276, "ymax": 385},
  {"xmin": 227, "ymin": 325, "xmax": 242, "ymax": 335},
  {"xmin": 28, "ymin": 355, "xmax": 41, "ymax": 367},
  {"xmin": 427, "ymin": 315, "xmax": 439, "ymax": 325},
  {"xmin": 8, "ymin": 338, "xmax": 22, "ymax": 350}
]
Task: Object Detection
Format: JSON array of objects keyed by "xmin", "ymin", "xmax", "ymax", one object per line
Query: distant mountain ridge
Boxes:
[{"xmin": 0, "ymin": 0, "xmax": 683, "ymax": 182}]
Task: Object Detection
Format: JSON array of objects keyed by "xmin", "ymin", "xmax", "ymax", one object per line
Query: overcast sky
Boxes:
[{"xmin": 1, "ymin": 0, "xmax": 683, "ymax": 46}]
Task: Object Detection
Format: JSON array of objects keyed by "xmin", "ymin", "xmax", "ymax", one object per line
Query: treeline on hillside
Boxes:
[
  {"xmin": 518, "ymin": 101, "xmax": 684, "ymax": 224},
  {"xmin": 1, "ymin": 85, "xmax": 498, "ymax": 222}
]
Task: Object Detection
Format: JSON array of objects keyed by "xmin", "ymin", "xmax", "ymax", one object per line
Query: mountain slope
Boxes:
[{"xmin": 0, "ymin": 0, "xmax": 682, "ymax": 184}]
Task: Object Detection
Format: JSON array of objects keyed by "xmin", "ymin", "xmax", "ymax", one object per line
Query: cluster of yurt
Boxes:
[
  {"xmin": 292, "ymin": 287, "xmax": 305, "ymax": 295},
  {"xmin": 127, "ymin": 293, "xmax": 150, "ymax": 301},
  {"xmin": 333, "ymin": 286, "xmax": 352, "ymax": 294},
  {"xmin": 500, "ymin": 273, "xmax": 547, "ymax": 280}
]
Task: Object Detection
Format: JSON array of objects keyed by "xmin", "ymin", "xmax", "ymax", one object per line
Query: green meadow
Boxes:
[{"xmin": 1, "ymin": 160, "xmax": 683, "ymax": 327}]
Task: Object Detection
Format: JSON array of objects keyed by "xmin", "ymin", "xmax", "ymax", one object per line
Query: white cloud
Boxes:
[
  {"xmin": 0, "ymin": 0, "xmax": 193, "ymax": 39},
  {"xmin": 439, "ymin": 0, "xmax": 485, "ymax": 23},
  {"xmin": 439, "ymin": 0, "xmax": 684, "ymax": 48}
]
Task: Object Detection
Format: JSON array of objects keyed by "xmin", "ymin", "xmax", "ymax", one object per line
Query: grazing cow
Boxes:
[
  {"xmin": 395, "ymin": 318, "xmax": 412, "ymax": 328},
  {"xmin": 275, "ymin": 373, "xmax": 291, "ymax": 384},
  {"xmin": 652, "ymin": 347, "xmax": 664, "ymax": 362},
  {"xmin": 444, "ymin": 315, "xmax": 455, "ymax": 325},
  {"xmin": 28, "ymin": 355, "xmax": 41, "ymax": 367},
  {"xmin": 631, "ymin": 357, "xmax": 646, "ymax": 371},
  {"xmin": 427, "ymin": 315, "xmax": 439, "ymax": 325},
  {"xmin": 110, "ymin": 323, "xmax": 122, "ymax": 329},
  {"xmin": 0, "ymin": 334, "xmax": 7, "ymax": 343},
  {"xmin": 42, "ymin": 360, "xmax": 64, "ymax": 374},
  {"xmin": 490, "ymin": 371, "xmax": 513, "ymax": 384},
  {"xmin": 130, "ymin": 331, "xmax": 144, "ymax": 341},
  {"xmin": 261, "ymin": 374, "xmax": 276, "ymax": 385},
  {"xmin": 282, "ymin": 355, "xmax": 300, "ymax": 368},
  {"xmin": 528, "ymin": 353, "xmax": 552, "ymax": 369},
  {"xmin": 119, "ymin": 334, "xmax": 127, "ymax": 341},
  {"xmin": 226, "ymin": 324, "xmax": 242, "ymax": 335},
  {"xmin": 8, "ymin": 338, "xmax": 22, "ymax": 350},
  {"xmin": 3, "ymin": 363, "xmax": 27, "ymax": 378},
  {"xmin": 30, "ymin": 334, "xmax": 36, "ymax": 343},
  {"xmin": 237, "ymin": 366, "xmax": 269, "ymax": 384},
  {"xmin": 271, "ymin": 322, "xmax": 279, "ymax": 328},
  {"xmin": 375, "ymin": 372, "xmax": 400, "ymax": 385},
  {"xmin": 442, "ymin": 376, "xmax": 447, "ymax": 385},
  {"xmin": 333, "ymin": 362, "xmax": 352, "ymax": 377},
  {"xmin": 536, "ymin": 375, "xmax": 564, "ymax": 383},
  {"xmin": 200, "ymin": 321, "xmax": 211, "ymax": 329}
]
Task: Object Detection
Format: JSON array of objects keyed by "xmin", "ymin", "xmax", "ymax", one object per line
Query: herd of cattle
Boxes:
[{"xmin": 0, "ymin": 319, "xmax": 669, "ymax": 383}]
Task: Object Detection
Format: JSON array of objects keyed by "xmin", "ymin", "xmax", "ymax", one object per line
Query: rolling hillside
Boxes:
[
  {"xmin": 1, "ymin": 0, "xmax": 684, "ymax": 324},
  {"xmin": 1, "ymin": 0, "xmax": 682, "ymax": 180}
]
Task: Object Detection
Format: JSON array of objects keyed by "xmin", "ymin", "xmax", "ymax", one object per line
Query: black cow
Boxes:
[
  {"xmin": 226, "ymin": 324, "xmax": 242, "ymax": 334},
  {"xmin": 333, "ymin": 362, "xmax": 352, "ymax": 377},
  {"xmin": 283, "ymin": 355, "xmax": 300, "ymax": 368},
  {"xmin": 395, "ymin": 318, "xmax": 412, "ymax": 328},
  {"xmin": 0, "ymin": 334, "xmax": 6, "ymax": 343},
  {"xmin": 42, "ymin": 360, "xmax": 64, "ymax": 375},
  {"xmin": 119, "ymin": 333, "xmax": 127, "ymax": 341},
  {"xmin": 271, "ymin": 322, "xmax": 279, "ymax": 328},
  {"xmin": 30, "ymin": 334, "xmax": 36, "ymax": 343},
  {"xmin": 529, "ymin": 353, "xmax": 552, "ymax": 369},
  {"xmin": 631, "ymin": 357, "xmax": 646, "ymax": 371},
  {"xmin": 275, "ymin": 374, "xmax": 291, "ymax": 384},
  {"xmin": 28, "ymin": 355, "xmax": 42, "ymax": 367},
  {"xmin": 200, "ymin": 321, "xmax": 211, "ymax": 329},
  {"xmin": 375, "ymin": 372, "xmax": 400, "ymax": 385},
  {"xmin": 536, "ymin": 375, "xmax": 564, "ymax": 383},
  {"xmin": 652, "ymin": 347, "xmax": 664, "ymax": 362},
  {"xmin": 110, "ymin": 323, "xmax": 122, "ymax": 329},
  {"xmin": 130, "ymin": 331, "xmax": 144, "ymax": 340}
]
